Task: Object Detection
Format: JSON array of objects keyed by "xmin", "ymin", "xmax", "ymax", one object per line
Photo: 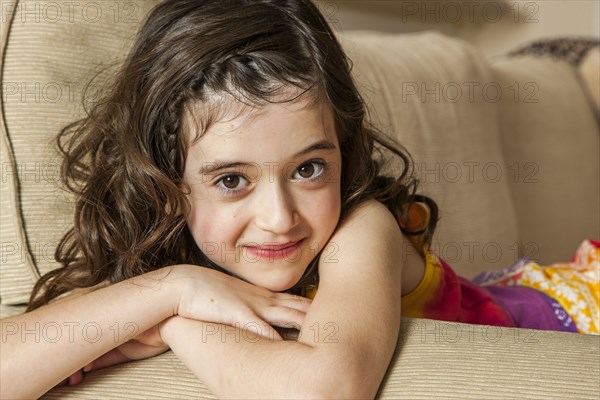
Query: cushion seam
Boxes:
[{"xmin": 0, "ymin": 0, "xmax": 42, "ymax": 303}]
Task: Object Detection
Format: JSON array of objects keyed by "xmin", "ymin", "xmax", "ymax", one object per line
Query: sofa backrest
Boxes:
[
  {"xmin": 1, "ymin": 0, "xmax": 164, "ymax": 304},
  {"xmin": 337, "ymin": 31, "xmax": 521, "ymax": 278},
  {"xmin": 493, "ymin": 56, "xmax": 600, "ymax": 265},
  {"xmin": 1, "ymin": 0, "xmax": 597, "ymax": 305}
]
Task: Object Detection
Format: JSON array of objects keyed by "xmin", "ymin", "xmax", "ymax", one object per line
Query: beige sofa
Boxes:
[{"xmin": 1, "ymin": 0, "xmax": 599, "ymax": 398}]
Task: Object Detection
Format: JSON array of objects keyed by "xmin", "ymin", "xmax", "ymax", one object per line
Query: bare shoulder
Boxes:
[
  {"xmin": 318, "ymin": 199, "xmax": 403, "ymax": 284},
  {"xmin": 320, "ymin": 198, "xmax": 424, "ymax": 295},
  {"xmin": 332, "ymin": 199, "xmax": 401, "ymax": 241}
]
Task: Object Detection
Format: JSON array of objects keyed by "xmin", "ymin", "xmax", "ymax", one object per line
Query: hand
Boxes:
[
  {"xmin": 173, "ymin": 265, "xmax": 311, "ymax": 340},
  {"xmin": 55, "ymin": 324, "xmax": 169, "ymax": 388}
]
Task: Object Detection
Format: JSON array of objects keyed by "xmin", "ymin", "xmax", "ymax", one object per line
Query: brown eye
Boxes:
[
  {"xmin": 221, "ymin": 175, "xmax": 240, "ymax": 189},
  {"xmin": 294, "ymin": 162, "xmax": 325, "ymax": 181},
  {"xmin": 216, "ymin": 174, "xmax": 249, "ymax": 195},
  {"xmin": 298, "ymin": 163, "xmax": 315, "ymax": 178}
]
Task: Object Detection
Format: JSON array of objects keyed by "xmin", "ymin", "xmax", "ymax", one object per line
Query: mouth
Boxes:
[{"xmin": 243, "ymin": 239, "xmax": 305, "ymax": 260}]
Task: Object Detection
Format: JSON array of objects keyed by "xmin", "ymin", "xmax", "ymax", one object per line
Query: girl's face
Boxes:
[{"xmin": 182, "ymin": 96, "xmax": 342, "ymax": 292}]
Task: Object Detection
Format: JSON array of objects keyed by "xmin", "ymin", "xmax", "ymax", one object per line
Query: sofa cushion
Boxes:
[
  {"xmin": 17, "ymin": 316, "xmax": 598, "ymax": 399},
  {"xmin": 0, "ymin": 131, "xmax": 36, "ymax": 304},
  {"xmin": 1, "ymin": 0, "xmax": 164, "ymax": 304},
  {"xmin": 1, "ymin": 303, "xmax": 598, "ymax": 399},
  {"xmin": 339, "ymin": 31, "xmax": 520, "ymax": 277},
  {"xmin": 493, "ymin": 56, "xmax": 600, "ymax": 265},
  {"xmin": 0, "ymin": 0, "xmax": 37, "ymax": 304}
]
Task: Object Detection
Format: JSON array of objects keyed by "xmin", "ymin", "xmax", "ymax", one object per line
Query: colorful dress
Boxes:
[
  {"xmin": 472, "ymin": 240, "xmax": 599, "ymax": 334},
  {"xmin": 400, "ymin": 239, "xmax": 599, "ymax": 334}
]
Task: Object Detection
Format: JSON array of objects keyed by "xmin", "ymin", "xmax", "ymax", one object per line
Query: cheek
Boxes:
[
  {"xmin": 308, "ymin": 185, "xmax": 341, "ymax": 235},
  {"xmin": 185, "ymin": 197, "xmax": 242, "ymax": 248}
]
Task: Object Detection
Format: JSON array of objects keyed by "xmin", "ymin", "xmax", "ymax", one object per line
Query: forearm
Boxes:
[
  {"xmin": 0, "ymin": 266, "xmax": 179, "ymax": 399},
  {"xmin": 161, "ymin": 316, "xmax": 352, "ymax": 399}
]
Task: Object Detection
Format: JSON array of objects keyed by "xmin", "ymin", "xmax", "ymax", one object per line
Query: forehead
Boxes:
[
  {"xmin": 183, "ymin": 93, "xmax": 338, "ymax": 157},
  {"xmin": 183, "ymin": 84, "xmax": 334, "ymax": 134}
]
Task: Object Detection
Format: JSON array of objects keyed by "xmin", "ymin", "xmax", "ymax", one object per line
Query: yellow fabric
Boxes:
[
  {"xmin": 493, "ymin": 240, "xmax": 600, "ymax": 334},
  {"xmin": 396, "ymin": 250, "xmax": 440, "ymax": 318},
  {"xmin": 305, "ymin": 286, "xmax": 318, "ymax": 301}
]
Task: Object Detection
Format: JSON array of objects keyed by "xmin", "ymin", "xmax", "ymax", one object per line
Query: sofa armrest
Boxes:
[
  {"xmin": 15, "ymin": 317, "xmax": 593, "ymax": 399},
  {"xmin": 379, "ymin": 318, "xmax": 599, "ymax": 399}
]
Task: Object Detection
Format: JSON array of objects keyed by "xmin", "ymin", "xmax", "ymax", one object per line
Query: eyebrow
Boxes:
[{"xmin": 198, "ymin": 139, "xmax": 337, "ymax": 175}]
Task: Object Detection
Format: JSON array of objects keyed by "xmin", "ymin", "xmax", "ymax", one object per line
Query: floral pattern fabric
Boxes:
[{"xmin": 473, "ymin": 240, "xmax": 600, "ymax": 334}]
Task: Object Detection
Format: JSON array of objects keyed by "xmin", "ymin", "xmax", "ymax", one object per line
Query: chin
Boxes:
[
  {"xmin": 254, "ymin": 271, "xmax": 305, "ymax": 293},
  {"xmin": 260, "ymin": 279, "xmax": 297, "ymax": 293}
]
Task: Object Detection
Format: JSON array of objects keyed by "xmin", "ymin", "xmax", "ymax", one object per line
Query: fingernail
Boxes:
[{"xmin": 83, "ymin": 364, "xmax": 92, "ymax": 372}]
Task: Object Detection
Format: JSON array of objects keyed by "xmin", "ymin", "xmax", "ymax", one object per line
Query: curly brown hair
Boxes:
[{"xmin": 26, "ymin": 0, "xmax": 438, "ymax": 311}]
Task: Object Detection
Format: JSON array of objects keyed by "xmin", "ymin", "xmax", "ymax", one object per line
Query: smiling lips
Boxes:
[{"xmin": 244, "ymin": 239, "xmax": 305, "ymax": 260}]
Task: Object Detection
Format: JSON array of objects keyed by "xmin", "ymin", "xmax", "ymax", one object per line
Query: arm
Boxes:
[
  {"xmin": 161, "ymin": 199, "xmax": 404, "ymax": 398},
  {"xmin": 0, "ymin": 266, "xmax": 179, "ymax": 399},
  {"xmin": 1, "ymin": 263, "xmax": 309, "ymax": 399}
]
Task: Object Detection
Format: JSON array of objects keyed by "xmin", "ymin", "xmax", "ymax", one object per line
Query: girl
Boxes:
[
  {"xmin": 2, "ymin": 0, "xmax": 423, "ymax": 397},
  {"xmin": 1, "ymin": 0, "xmax": 597, "ymax": 398}
]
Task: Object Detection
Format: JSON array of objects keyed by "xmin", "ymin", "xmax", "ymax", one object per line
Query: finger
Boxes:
[
  {"xmin": 271, "ymin": 293, "xmax": 312, "ymax": 313},
  {"xmin": 237, "ymin": 315, "xmax": 282, "ymax": 341},
  {"xmin": 82, "ymin": 362, "xmax": 93, "ymax": 372},
  {"xmin": 257, "ymin": 305, "xmax": 307, "ymax": 330},
  {"xmin": 67, "ymin": 369, "xmax": 84, "ymax": 386},
  {"xmin": 252, "ymin": 321, "xmax": 282, "ymax": 341}
]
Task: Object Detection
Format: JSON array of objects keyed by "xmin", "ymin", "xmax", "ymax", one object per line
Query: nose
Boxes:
[{"xmin": 253, "ymin": 182, "xmax": 299, "ymax": 235}]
